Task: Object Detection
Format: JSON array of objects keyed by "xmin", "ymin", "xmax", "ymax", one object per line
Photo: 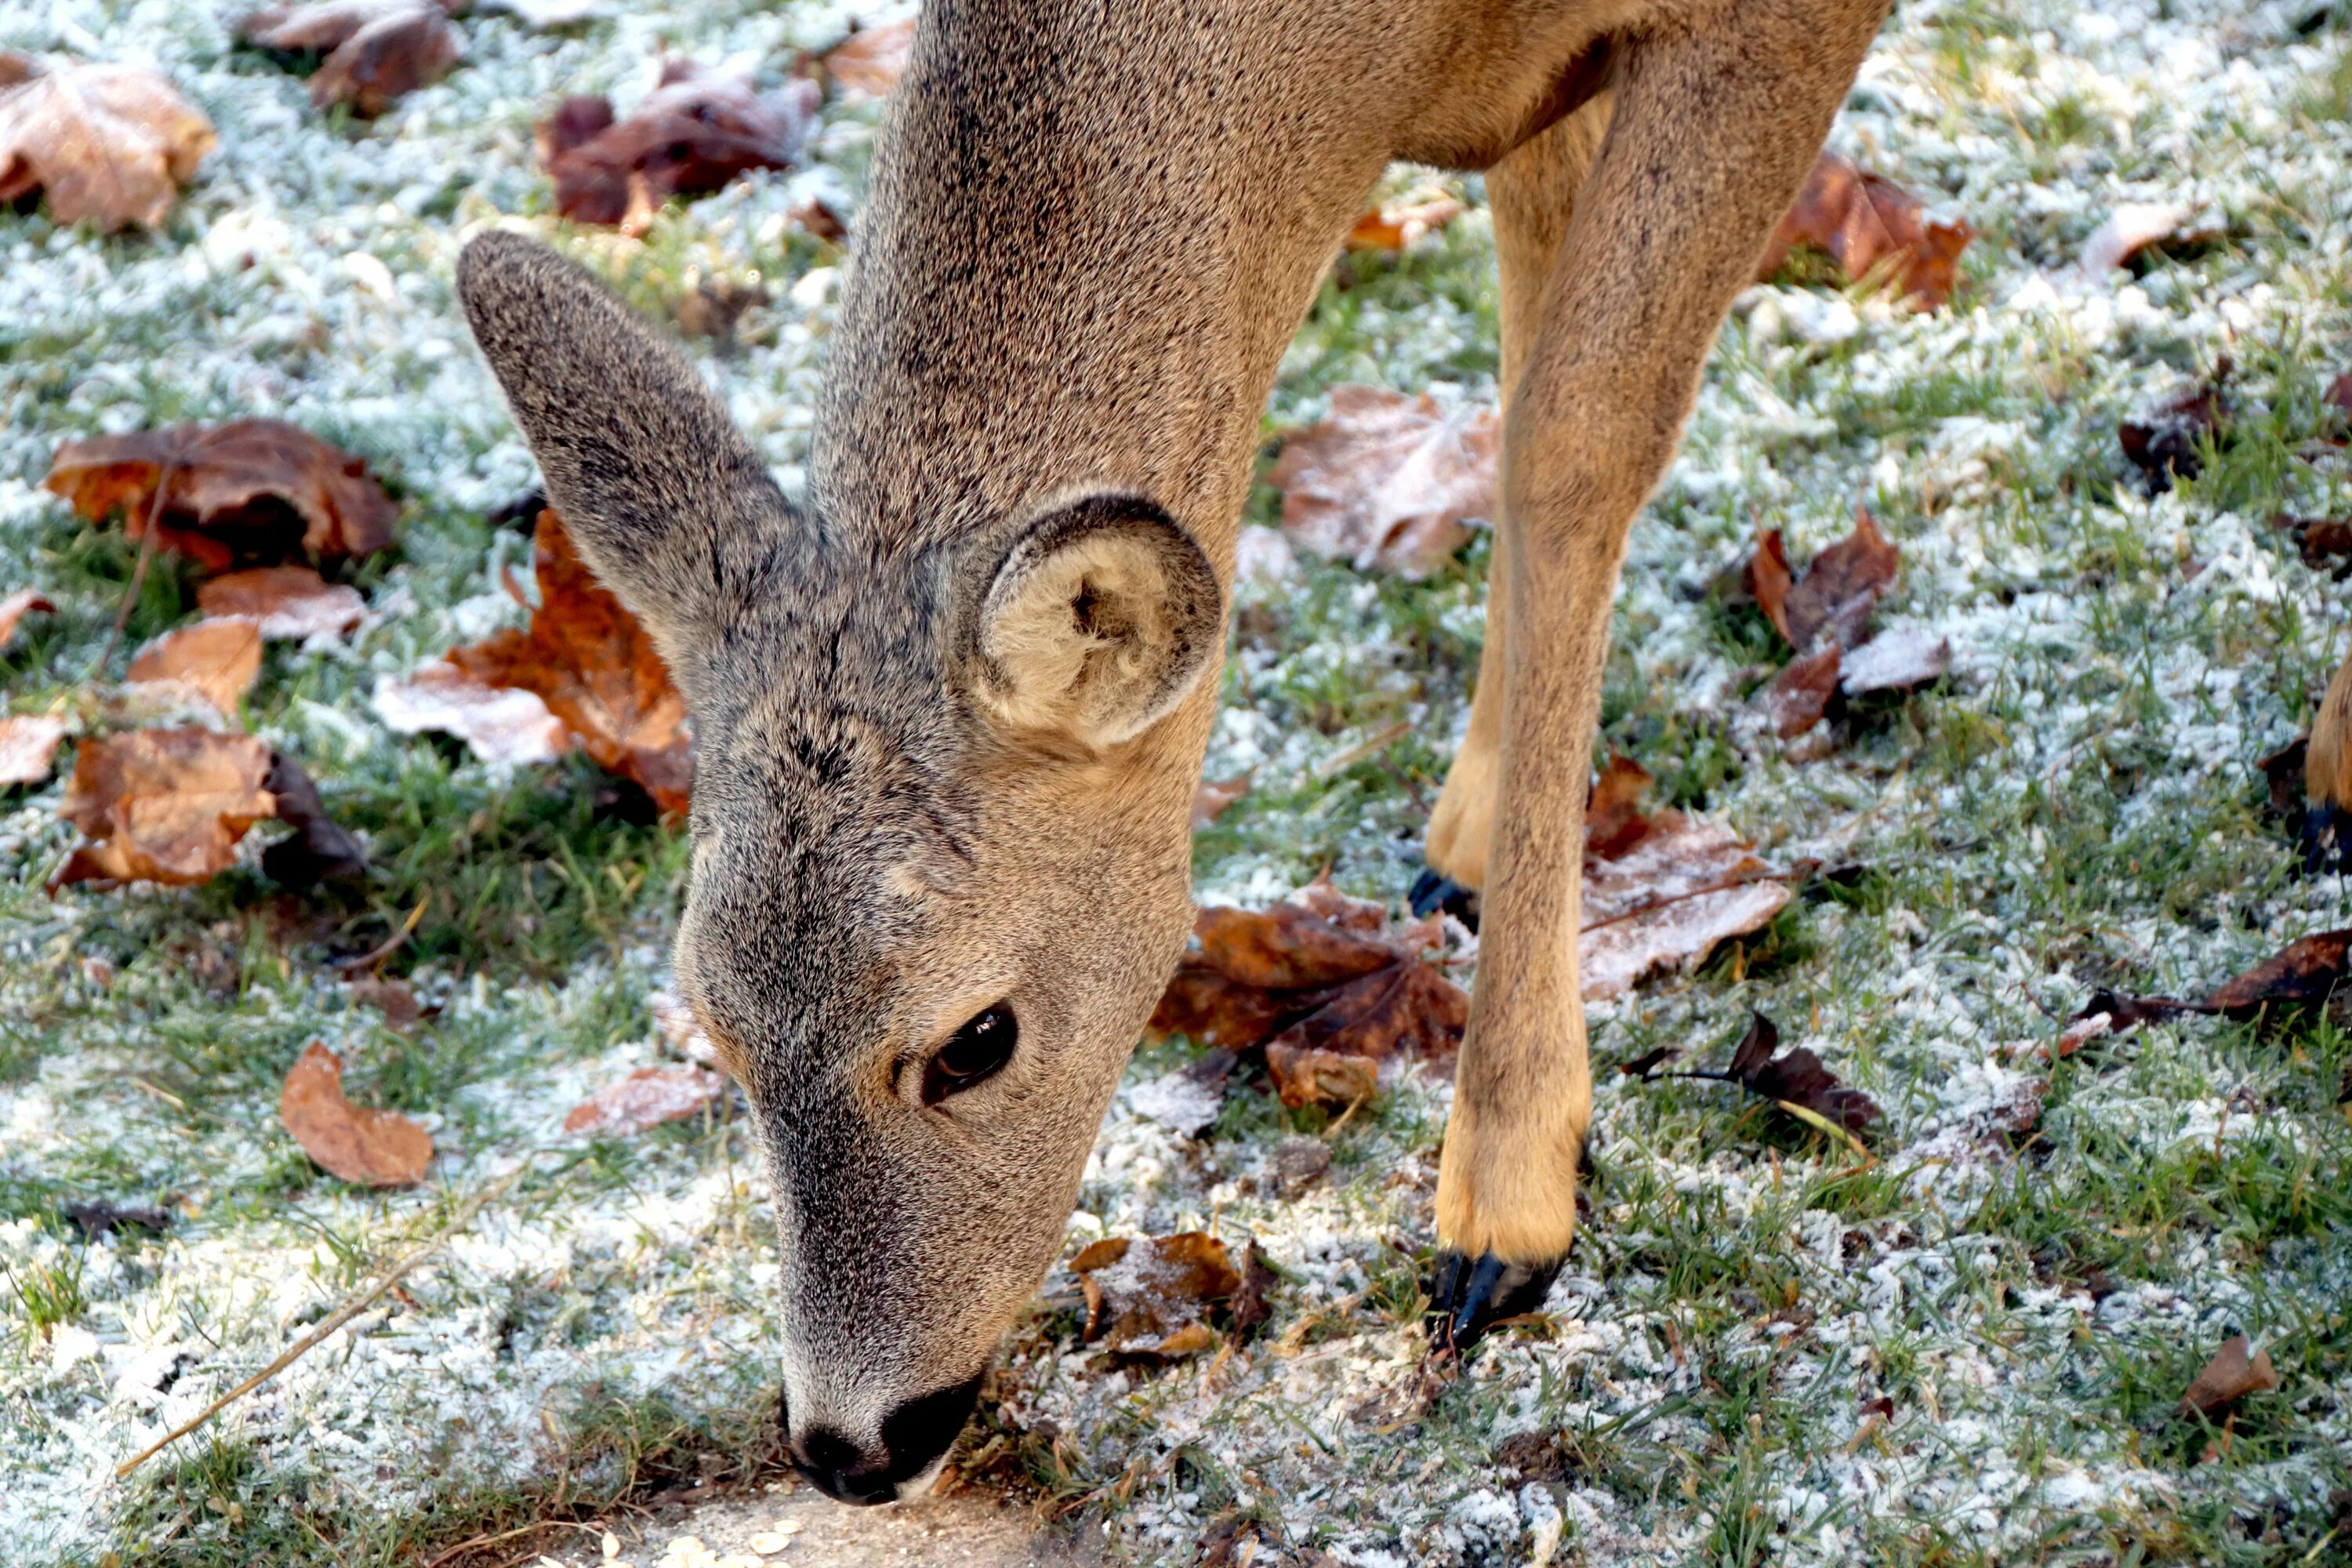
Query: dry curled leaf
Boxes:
[
  {"xmin": 2121, "ymin": 365, "xmax": 2230, "ymax": 495},
  {"xmin": 1762, "ymin": 506, "xmax": 1902, "ymax": 654},
  {"xmin": 1768, "ymin": 644, "xmax": 1842, "ymax": 739},
  {"xmin": 0, "ymin": 588, "xmax": 56, "ymax": 651},
  {"xmin": 820, "ymin": 16, "xmax": 916, "ymax": 96},
  {"xmin": 2180, "ymin": 1334, "xmax": 2277, "ymax": 1421},
  {"xmin": 238, "ymin": 0, "xmax": 462, "ymax": 118},
  {"xmin": 127, "ymin": 619, "xmax": 263, "ymax": 718},
  {"xmin": 539, "ymin": 62, "xmax": 817, "ymax": 234},
  {"xmin": 446, "ymin": 509, "xmax": 692, "ymax": 815},
  {"xmin": 2204, "ymin": 929, "xmax": 2352, "ymax": 1018},
  {"xmin": 1725, "ymin": 1011, "xmax": 1881, "ymax": 1134},
  {"xmin": 563, "ymin": 1065, "xmax": 725, "ymax": 1136},
  {"xmin": 197, "ymin": 564, "xmax": 366, "ymax": 640},
  {"xmin": 0, "ymin": 52, "xmax": 216, "ymax": 231},
  {"xmin": 1345, "ymin": 195, "xmax": 1464, "ymax": 252},
  {"xmin": 372, "ymin": 659, "xmax": 571, "ymax": 766},
  {"xmin": 0, "ymin": 715, "xmax": 70, "ymax": 787},
  {"xmin": 279, "ymin": 1041, "xmax": 431, "ymax": 1186},
  {"xmin": 1577, "ymin": 755, "xmax": 1791, "ymax": 999},
  {"xmin": 260, "ymin": 749, "xmax": 367, "ymax": 887},
  {"xmin": 54, "ymin": 728, "xmax": 276, "ymax": 887},
  {"xmin": 45, "ymin": 419, "xmax": 397, "ymax": 572},
  {"xmin": 1270, "ymin": 386, "xmax": 1497, "ymax": 579},
  {"xmin": 1073, "ymin": 1232, "xmax": 1241, "ymax": 1356},
  {"xmin": 1760, "ymin": 151, "xmax": 1972, "ymax": 309}
]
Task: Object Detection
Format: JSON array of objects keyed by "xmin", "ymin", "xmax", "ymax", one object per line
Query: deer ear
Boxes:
[
  {"xmin": 456, "ymin": 230, "xmax": 789, "ymax": 649},
  {"xmin": 965, "ymin": 495, "xmax": 1224, "ymax": 748}
]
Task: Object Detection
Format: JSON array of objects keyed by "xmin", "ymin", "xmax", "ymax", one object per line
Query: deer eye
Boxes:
[{"xmin": 921, "ymin": 1004, "xmax": 1018, "ymax": 1105}]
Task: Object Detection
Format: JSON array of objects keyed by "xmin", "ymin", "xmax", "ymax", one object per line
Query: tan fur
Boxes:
[
  {"xmin": 2310, "ymin": 644, "xmax": 2352, "ymax": 810},
  {"xmin": 458, "ymin": 0, "xmax": 1889, "ymax": 1501}
]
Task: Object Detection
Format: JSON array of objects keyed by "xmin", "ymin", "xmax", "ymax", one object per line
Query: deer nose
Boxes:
[{"xmin": 789, "ymin": 1425, "xmax": 898, "ymax": 1506}]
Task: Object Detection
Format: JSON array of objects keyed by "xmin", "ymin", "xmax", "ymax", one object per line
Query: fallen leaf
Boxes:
[
  {"xmin": 563, "ymin": 1065, "xmax": 725, "ymax": 1136},
  {"xmin": 446, "ymin": 510, "xmax": 692, "ymax": 815},
  {"xmin": 372, "ymin": 660, "xmax": 571, "ymax": 766},
  {"xmin": 127, "ymin": 619, "xmax": 263, "ymax": 718},
  {"xmin": 1072, "ymin": 1232, "xmax": 1241, "ymax": 1356},
  {"xmin": 346, "ymin": 973, "xmax": 423, "ymax": 1030},
  {"xmin": 820, "ymin": 16, "xmax": 916, "ymax": 96},
  {"xmin": 1768, "ymin": 645, "xmax": 1842, "ymax": 739},
  {"xmin": 0, "ymin": 715, "xmax": 70, "ymax": 787},
  {"xmin": 1345, "ymin": 195, "xmax": 1464, "ymax": 252},
  {"xmin": 1228, "ymin": 1241, "xmax": 1279, "ymax": 1340},
  {"xmin": 2121, "ymin": 366, "xmax": 2229, "ymax": 495},
  {"xmin": 539, "ymin": 62, "xmax": 817, "ymax": 234},
  {"xmin": 54, "ymin": 728, "xmax": 277, "ymax": 887},
  {"xmin": 60, "ymin": 1198, "xmax": 176, "ymax": 1238},
  {"xmin": 238, "ymin": 0, "xmax": 462, "ymax": 117},
  {"xmin": 2180, "ymin": 1334, "xmax": 2277, "ymax": 1421},
  {"xmin": 1578, "ymin": 761, "xmax": 1791, "ymax": 999},
  {"xmin": 45, "ymin": 420, "xmax": 397, "ymax": 572},
  {"xmin": 197, "ymin": 565, "xmax": 366, "ymax": 640},
  {"xmin": 790, "ymin": 194, "xmax": 849, "ymax": 243},
  {"xmin": 1780, "ymin": 506, "xmax": 1901, "ymax": 653},
  {"xmin": 1127, "ymin": 1047, "xmax": 1237, "ymax": 1137},
  {"xmin": 2258, "ymin": 735, "xmax": 2309, "ymax": 818},
  {"xmin": 260, "ymin": 750, "xmax": 367, "ymax": 887},
  {"xmin": 1760, "ymin": 151, "xmax": 1973, "ymax": 309},
  {"xmin": 2055, "ymin": 989, "xmax": 2209, "ymax": 1056},
  {"xmin": 2078, "ymin": 201, "xmax": 2217, "ymax": 276},
  {"xmin": 1264, "ymin": 961, "xmax": 1465, "ymax": 1108},
  {"xmin": 279, "ymin": 1041, "xmax": 431, "ymax": 1186},
  {"xmin": 2328, "ymin": 372, "xmax": 2352, "ymax": 427},
  {"xmin": 0, "ymin": 52, "xmax": 216, "ymax": 231},
  {"xmin": 2273, "ymin": 513, "xmax": 2352, "ymax": 577},
  {"xmin": 1726, "ymin": 1011, "xmax": 1881, "ymax": 1134},
  {"xmin": 0, "ymin": 589, "xmax": 56, "ymax": 651},
  {"xmin": 2204, "ymin": 929, "xmax": 2352, "ymax": 1017},
  {"xmin": 1617, "ymin": 1045, "xmax": 1684, "ymax": 1078},
  {"xmin": 1269, "ymin": 386, "xmax": 1497, "ymax": 578},
  {"xmin": 1190, "ymin": 774, "xmax": 1250, "ymax": 829},
  {"xmin": 1838, "ymin": 627, "xmax": 1951, "ymax": 697},
  {"xmin": 1270, "ymin": 1134, "xmax": 1331, "ymax": 1196}
]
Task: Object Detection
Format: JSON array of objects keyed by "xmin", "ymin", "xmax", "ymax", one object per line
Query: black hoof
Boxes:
[
  {"xmin": 2302, "ymin": 802, "xmax": 2352, "ymax": 873},
  {"xmin": 1408, "ymin": 869, "xmax": 1481, "ymax": 931},
  {"xmin": 1425, "ymin": 1248, "xmax": 1559, "ymax": 1355}
]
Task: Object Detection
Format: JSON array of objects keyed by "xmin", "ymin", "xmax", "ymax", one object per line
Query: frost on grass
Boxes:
[{"xmin": 4, "ymin": 0, "xmax": 2351, "ymax": 1564}]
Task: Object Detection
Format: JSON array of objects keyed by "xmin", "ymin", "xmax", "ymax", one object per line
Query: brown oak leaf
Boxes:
[
  {"xmin": 127, "ymin": 619, "xmax": 263, "ymax": 718},
  {"xmin": 539, "ymin": 61, "xmax": 817, "ymax": 234},
  {"xmin": 1760, "ymin": 151, "xmax": 1972, "ymax": 309},
  {"xmin": 0, "ymin": 52, "xmax": 216, "ymax": 231},
  {"xmin": 446, "ymin": 509, "xmax": 691, "ymax": 815},
  {"xmin": 54, "ymin": 728, "xmax": 277, "ymax": 886},
  {"xmin": 238, "ymin": 0, "xmax": 462, "ymax": 118},
  {"xmin": 279, "ymin": 1041, "xmax": 431, "ymax": 1186},
  {"xmin": 2180, "ymin": 1334, "xmax": 2277, "ymax": 1421},
  {"xmin": 198, "ymin": 564, "xmax": 366, "ymax": 640},
  {"xmin": 45, "ymin": 419, "xmax": 397, "ymax": 572},
  {"xmin": 1072, "ymin": 1232, "xmax": 1242, "ymax": 1356},
  {"xmin": 1270, "ymin": 386, "xmax": 1497, "ymax": 579},
  {"xmin": 819, "ymin": 16, "xmax": 916, "ymax": 96},
  {"xmin": 1724, "ymin": 1011, "xmax": 1881, "ymax": 1134},
  {"xmin": 260, "ymin": 750, "xmax": 368, "ymax": 887},
  {"xmin": 563, "ymin": 1065, "xmax": 726, "ymax": 1136}
]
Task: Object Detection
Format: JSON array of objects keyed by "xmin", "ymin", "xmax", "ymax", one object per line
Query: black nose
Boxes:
[{"xmin": 782, "ymin": 1374, "xmax": 985, "ymax": 1508}]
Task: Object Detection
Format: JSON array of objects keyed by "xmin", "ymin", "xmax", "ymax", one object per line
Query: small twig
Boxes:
[
  {"xmin": 96, "ymin": 460, "xmax": 180, "ymax": 677},
  {"xmin": 1577, "ymin": 866, "xmax": 1805, "ymax": 937},
  {"xmin": 419, "ymin": 1517, "xmax": 607, "ymax": 1568},
  {"xmin": 329, "ymin": 897, "xmax": 428, "ymax": 973},
  {"xmin": 114, "ymin": 1163, "xmax": 531, "ymax": 1480},
  {"xmin": 1312, "ymin": 719, "xmax": 1411, "ymax": 780}
]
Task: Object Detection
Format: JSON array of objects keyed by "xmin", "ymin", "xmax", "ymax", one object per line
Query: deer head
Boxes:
[{"xmin": 458, "ymin": 231, "xmax": 1222, "ymax": 1504}]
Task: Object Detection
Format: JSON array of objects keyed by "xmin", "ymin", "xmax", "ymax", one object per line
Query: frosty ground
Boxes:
[{"xmin": 4, "ymin": 0, "xmax": 2350, "ymax": 1564}]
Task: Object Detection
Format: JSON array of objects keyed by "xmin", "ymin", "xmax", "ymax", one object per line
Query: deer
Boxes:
[{"xmin": 457, "ymin": 0, "xmax": 1892, "ymax": 1508}]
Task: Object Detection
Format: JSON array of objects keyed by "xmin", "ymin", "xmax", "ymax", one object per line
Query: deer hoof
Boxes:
[
  {"xmin": 1425, "ymin": 1247, "xmax": 1556, "ymax": 1355},
  {"xmin": 2303, "ymin": 802, "xmax": 2352, "ymax": 873},
  {"xmin": 1407, "ymin": 869, "xmax": 1480, "ymax": 930}
]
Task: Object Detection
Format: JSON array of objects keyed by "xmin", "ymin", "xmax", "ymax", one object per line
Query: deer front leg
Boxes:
[
  {"xmin": 2305, "ymin": 643, "xmax": 2352, "ymax": 866},
  {"xmin": 1428, "ymin": 0, "xmax": 1890, "ymax": 1350}
]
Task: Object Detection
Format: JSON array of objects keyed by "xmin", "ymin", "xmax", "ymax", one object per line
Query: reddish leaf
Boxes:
[
  {"xmin": 0, "ymin": 588, "xmax": 56, "ymax": 651},
  {"xmin": 445, "ymin": 509, "xmax": 692, "ymax": 815},
  {"xmin": 197, "ymin": 564, "xmax": 365, "ymax": 640},
  {"xmin": 54, "ymin": 728, "xmax": 277, "ymax": 887},
  {"xmin": 45, "ymin": 420, "xmax": 396, "ymax": 572},
  {"xmin": 1783, "ymin": 506, "xmax": 1900, "ymax": 652},
  {"xmin": 372, "ymin": 659, "xmax": 570, "ymax": 766},
  {"xmin": 2204, "ymin": 930, "xmax": 2352, "ymax": 1017},
  {"xmin": 0, "ymin": 53, "xmax": 216, "ymax": 231},
  {"xmin": 1264, "ymin": 1041, "xmax": 1380, "ymax": 1111},
  {"xmin": 1584, "ymin": 752, "xmax": 1656, "ymax": 859},
  {"xmin": 820, "ymin": 16, "xmax": 916, "ymax": 96},
  {"xmin": 1760, "ymin": 152, "xmax": 1972, "ymax": 309},
  {"xmin": 1228, "ymin": 1241, "xmax": 1279, "ymax": 1340},
  {"xmin": 2121, "ymin": 367, "xmax": 2229, "ymax": 495},
  {"xmin": 1745, "ymin": 532, "xmax": 1796, "ymax": 645},
  {"xmin": 1726, "ymin": 1011, "xmax": 1881, "ymax": 1134},
  {"xmin": 127, "ymin": 619, "xmax": 263, "ymax": 718},
  {"xmin": 260, "ymin": 750, "xmax": 367, "ymax": 887},
  {"xmin": 238, "ymin": 0, "xmax": 462, "ymax": 118},
  {"xmin": 347, "ymin": 973, "xmax": 423, "ymax": 1030},
  {"xmin": 1580, "ymin": 776, "xmax": 1791, "ymax": 1000},
  {"xmin": 564, "ymin": 1065, "xmax": 725, "ymax": 1136},
  {"xmin": 1768, "ymin": 644, "xmax": 1842, "ymax": 739},
  {"xmin": 0, "ymin": 715, "xmax": 69, "ymax": 787},
  {"xmin": 2274, "ymin": 514, "xmax": 2352, "ymax": 576},
  {"xmin": 539, "ymin": 62, "xmax": 817, "ymax": 234},
  {"xmin": 279, "ymin": 1041, "xmax": 431, "ymax": 1186},
  {"xmin": 1073, "ymin": 1232, "xmax": 1241, "ymax": 1356},
  {"xmin": 1345, "ymin": 196, "xmax": 1464, "ymax": 252},
  {"xmin": 1269, "ymin": 386, "xmax": 1497, "ymax": 578},
  {"xmin": 2180, "ymin": 1334, "xmax": 2277, "ymax": 1421},
  {"xmin": 2328, "ymin": 372, "xmax": 2352, "ymax": 426}
]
